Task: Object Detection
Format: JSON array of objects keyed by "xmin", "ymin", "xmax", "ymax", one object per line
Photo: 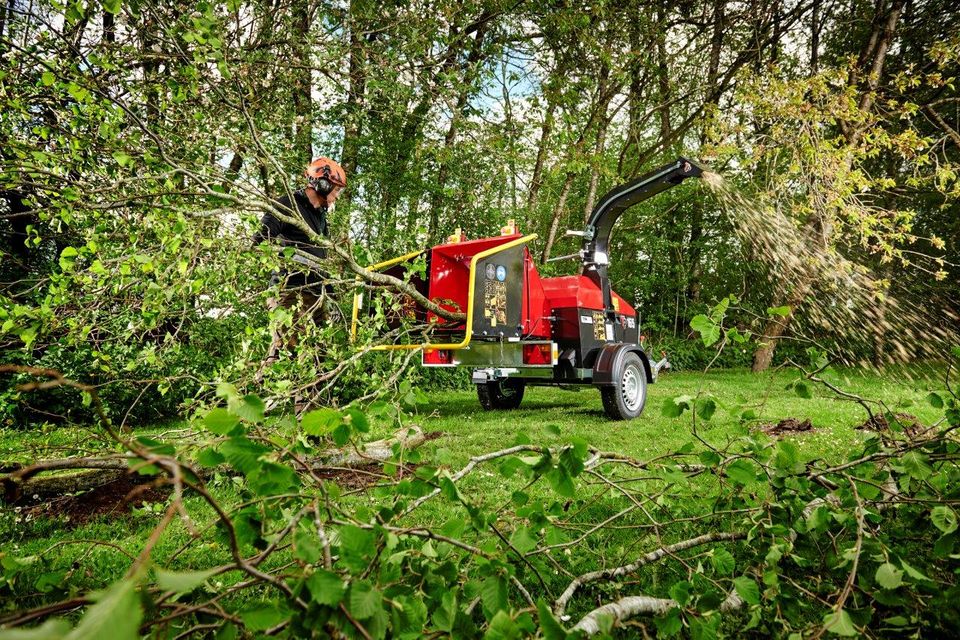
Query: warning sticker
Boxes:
[
  {"xmin": 627, "ymin": 317, "xmax": 636, "ymax": 329},
  {"xmin": 483, "ymin": 280, "xmax": 507, "ymax": 327},
  {"xmin": 592, "ymin": 311, "xmax": 606, "ymax": 341}
]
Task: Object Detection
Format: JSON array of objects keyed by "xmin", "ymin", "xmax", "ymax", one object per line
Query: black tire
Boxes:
[
  {"xmin": 477, "ymin": 378, "xmax": 526, "ymax": 411},
  {"xmin": 600, "ymin": 352, "xmax": 648, "ymax": 420}
]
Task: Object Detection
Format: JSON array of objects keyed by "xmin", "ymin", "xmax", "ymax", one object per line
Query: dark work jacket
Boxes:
[
  {"xmin": 255, "ymin": 191, "xmax": 328, "ymax": 259},
  {"xmin": 254, "ymin": 191, "xmax": 330, "ymax": 290}
]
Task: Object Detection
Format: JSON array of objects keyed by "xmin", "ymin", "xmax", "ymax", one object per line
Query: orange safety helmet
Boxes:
[{"xmin": 305, "ymin": 157, "xmax": 347, "ymax": 195}]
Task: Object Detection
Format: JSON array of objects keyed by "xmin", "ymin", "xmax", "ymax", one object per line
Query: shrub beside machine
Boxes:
[{"xmin": 352, "ymin": 158, "xmax": 704, "ymax": 420}]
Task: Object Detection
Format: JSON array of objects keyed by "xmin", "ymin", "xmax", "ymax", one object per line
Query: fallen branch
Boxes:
[
  {"xmin": 555, "ymin": 531, "xmax": 746, "ymax": 615},
  {"xmin": 571, "ymin": 589, "xmax": 743, "ymax": 636}
]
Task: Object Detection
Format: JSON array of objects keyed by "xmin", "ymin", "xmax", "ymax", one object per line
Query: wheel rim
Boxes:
[{"xmin": 621, "ymin": 364, "xmax": 644, "ymax": 411}]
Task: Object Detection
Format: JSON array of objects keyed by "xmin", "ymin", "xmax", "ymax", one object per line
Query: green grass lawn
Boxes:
[
  {"xmin": 413, "ymin": 366, "xmax": 945, "ymax": 467},
  {"xmin": 0, "ymin": 365, "xmax": 949, "ymax": 627}
]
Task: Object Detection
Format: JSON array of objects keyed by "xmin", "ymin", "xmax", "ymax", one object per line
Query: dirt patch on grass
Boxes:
[
  {"xmin": 758, "ymin": 418, "xmax": 814, "ymax": 437},
  {"xmin": 18, "ymin": 474, "xmax": 170, "ymax": 527},
  {"xmin": 855, "ymin": 413, "xmax": 927, "ymax": 439},
  {"xmin": 312, "ymin": 462, "xmax": 423, "ymax": 491}
]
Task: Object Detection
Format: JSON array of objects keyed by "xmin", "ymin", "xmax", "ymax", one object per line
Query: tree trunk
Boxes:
[
  {"xmin": 339, "ymin": 0, "xmax": 369, "ymax": 205},
  {"xmin": 103, "ymin": 9, "xmax": 115, "ymax": 44},
  {"xmin": 527, "ymin": 95, "xmax": 556, "ymax": 214},
  {"xmin": 618, "ymin": 7, "xmax": 650, "ymax": 177},
  {"xmin": 221, "ymin": 148, "xmax": 245, "ymax": 193},
  {"xmin": 654, "ymin": 9, "xmax": 671, "ymax": 146},
  {"xmin": 582, "ymin": 73, "xmax": 612, "ymax": 223},
  {"xmin": 541, "ymin": 174, "xmax": 575, "ymax": 264},
  {"xmin": 810, "ymin": 0, "xmax": 821, "ymax": 72},
  {"xmin": 751, "ymin": 280, "xmax": 811, "ymax": 372},
  {"xmin": 291, "ymin": 0, "xmax": 313, "ymax": 167}
]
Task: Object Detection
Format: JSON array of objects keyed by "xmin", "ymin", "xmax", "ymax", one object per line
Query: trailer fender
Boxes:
[{"xmin": 592, "ymin": 344, "xmax": 654, "ymax": 385}]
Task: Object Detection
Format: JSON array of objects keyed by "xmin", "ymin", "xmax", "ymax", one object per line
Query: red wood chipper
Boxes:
[{"xmin": 351, "ymin": 157, "xmax": 704, "ymax": 420}]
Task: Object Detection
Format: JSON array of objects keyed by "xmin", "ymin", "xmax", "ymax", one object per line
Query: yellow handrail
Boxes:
[
  {"xmin": 350, "ymin": 249, "xmax": 427, "ymax": 342},
  {"xmin": 353, "ymin": 234, "xmax": 538, "ymax": 351}
]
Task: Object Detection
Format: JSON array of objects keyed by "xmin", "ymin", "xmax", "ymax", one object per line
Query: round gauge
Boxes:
[
  {"xmin": 485, "ymin": 263, "xmax": 496, "ymax": 280},
  {"xmin": 496, "ymin": 265, "xmax": 507, "ymax": 282}
]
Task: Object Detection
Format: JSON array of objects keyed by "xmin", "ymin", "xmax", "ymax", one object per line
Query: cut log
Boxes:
[{"xmin": 313, "ymin": 425, "xmax": 428, "ymax": 467}]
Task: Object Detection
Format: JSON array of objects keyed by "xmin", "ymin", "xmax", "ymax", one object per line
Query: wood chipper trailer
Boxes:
[{"xmin": 351, "ymin": 157, "xmax": 704, "ymax": 420}]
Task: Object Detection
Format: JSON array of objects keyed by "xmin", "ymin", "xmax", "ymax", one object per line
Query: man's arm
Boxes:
[{"xmin": 252, "ymin": 196, "xmax": 292, "ymax": 248}]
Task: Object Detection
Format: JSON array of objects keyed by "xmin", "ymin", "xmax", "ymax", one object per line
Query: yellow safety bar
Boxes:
[
  {"xmin": 350, "ymin": 249, "xmax": 426, "ymax": 342},
  {"xmin": 351, "ymin": 234, "xmax": 538, "ymax": 351}
]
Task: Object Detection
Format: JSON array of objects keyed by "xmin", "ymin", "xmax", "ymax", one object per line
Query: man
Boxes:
[{"xmin": 254, "ymin": 157, "xmax": 347, "ymax": 375}]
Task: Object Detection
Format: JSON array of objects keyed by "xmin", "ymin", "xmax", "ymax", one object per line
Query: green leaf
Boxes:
[
  {"xmin": 774, "ymin": 440, "xmax": 802, "ymax": 473},
  {"xmin": 724, "ymin": 459, "xmax": 757, "ymax": 485},
  {"xmin": 203, "ymin": 408, "xmax": 239, "ymax": 435},
  {"xmin": 537, "ymin": 600, "xmax": 569, "ymax": 640},
  {"xmin": 875, "ymin": 563, "xmax": 903, "ymax": 589},
  {"xmin": 59, "ymin": 246, "xmax": 78, "ymax": 270},
  {"xmin": 654, "ymin": 607, "xmax": 682, "ymax": 636},
  {"xmin": 899, "ymin": 558, "xmax": 933, "ymax": 582},
  {"xmin": 301, "ymin": 408, "xmax": 341, "ymax": 436},
  {"xmin": 239, "ymin": 601, "xmax": 286, "ymax": 631},
  {"xmin": 767, "ymin": 305, "xmax": 791, "ymax": 317},
  {"xmin": 927, "ymin": 392, "xmax": 944, "ymax": 409},
  {"xmin": 294, "ymin": 529, "xmax": 321, "ymax": 564},
  {"xmin": 344, "ymin": 408, "xmax": 369, "ymax": 433},
  {"xmin": 902, "ymin": 451, "xmax": 933, "ymax": 480},
  {"xmin": 41, "ymin": 71, "xmax": 55, "ymax": 86},
  {"xmin": 486, "ymin": 610, "xmax": 518, "ymax": 638},
  {"xmin": 662, "ymin": 395, "xmax": 692, "ymax": 418},
  {"xmin": 931, "ymin": 506, "xmax": 958, "ymax": 534},
  {"xmin": 0, "ymin": 620, "xmax": 70, "ymax": 639},
  {"xmin": 546, "ymin": 466, "xmax": 575, "ymax": 497},
  {"xmin": 349, "ymin": 581, "xmax": 382, "ymax": 619},
  {"xmin": 509, "ymin": 526, "xmax": 537, "ymax": 554},
  {"xmin": 669, "ymin": 581, "xmax": 692, "ymax": 606},
  {"xmin": 432, "ymin": 591, "xmax": 458, "ymax": 632},
  {"xmin": 306, "ymin": 569, "xmax": 346, "ymax": 606},
  {"xmin": 696, "ymin": 397, "xmax": 717, "ymax": 421},
  {"xmin": 822, "ymin": 609, "xmax": 857, "ymax": 636},
  {"xmin": 195, "ymin": 447, "xmax": 224, "ymax": 467},
  {"xmin": 332, "ymin": 423, "xmax": 351, "ymax": 446},
  {"xmin": 690, "ymin": 314, "xmax": 721, "ymax": 347},
  {"xmin": 102, "ymin": 0, "xmax": 122, "ymax": 15},
  {"xmin": 219, "ymin": 437, "xmax": 268, "ymax": 474},
  {"xmin": 155, "ymin": 567, "xmax": 217, "ymax": 593},
  {"xmin": 710, "ymin": 548, "xmax": 736, "ymax": 575},
  {"xmin": 733, "ymin": 576, "xmax": 760, "ymax": 605},
  {"xmin": 234, "ymin": 394, "xmax": 265, "ymax": 422},
  {"xmin": 480, "ymin": 576, "xmax": 508, "ymax": 616},
  {"xmin": 65, "ymin": 578, "xmax": 142, "ymax": 640},
  {"xmin": 794, "ymin": 381, "xmax": 812, "ymax": 399}
]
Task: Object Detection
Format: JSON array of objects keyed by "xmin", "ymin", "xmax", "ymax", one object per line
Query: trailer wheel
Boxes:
[
  {"xmin": 600, "ymin": 353, "xmax": 647, "ymax": 420},
  {"xmin": 477, "ymin": 379, "xmax": 525, "ymax": 411}
]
